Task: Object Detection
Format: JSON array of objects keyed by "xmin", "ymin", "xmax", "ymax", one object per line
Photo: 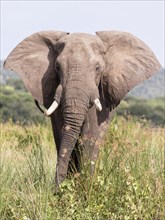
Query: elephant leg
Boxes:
[
  {"xmin": 50, "ymin": 109, "xmax": 63, "ymax": 186},
  {"xmin": 90, "ymin": 123, "xmax": 109, "ymax": 173},
  {"xmin": 82, "ymin": 121, "xmax": 109, "ymax": 174},
  {"xmin": 81, "ymin": 100, "xmax": 116, "ymax": 174},
  {"xmin": 50, "ymin": 108, "xmax": 63, "ymax": 154}
]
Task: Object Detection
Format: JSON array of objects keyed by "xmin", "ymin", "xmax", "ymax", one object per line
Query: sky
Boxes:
[{"xmin": 1, "ymin": 0, "xmax": 164, "ymax": 66}]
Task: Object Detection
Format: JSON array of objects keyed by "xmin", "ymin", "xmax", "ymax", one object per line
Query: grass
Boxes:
[{"xmin": 0, "ymin": 117, "xmax": 164, "ymax": 220}]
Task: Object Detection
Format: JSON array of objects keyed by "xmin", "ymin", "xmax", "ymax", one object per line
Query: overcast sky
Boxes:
[{"xmin": 1, "ymin": 1, "xmax": 164, "ymax": 66}]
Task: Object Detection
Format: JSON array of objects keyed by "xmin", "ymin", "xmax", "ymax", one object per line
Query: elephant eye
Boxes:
[
  {"xmin": 96, "ymin": 66, "xmax": 100, "ymax": 71},
  {"xmin": 96, "ymin": 64, "xmax": 101, "ymax": 72}
]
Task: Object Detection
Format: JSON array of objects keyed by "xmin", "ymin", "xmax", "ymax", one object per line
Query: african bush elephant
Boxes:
[{"xmin": 4, "ymin": 30, "xmax": 161, "ymax": 186}]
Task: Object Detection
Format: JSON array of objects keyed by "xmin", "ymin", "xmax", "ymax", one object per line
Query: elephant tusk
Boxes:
[
  {"xmin": 44, "ymin": 100, "xmax": 58, "ymax": 116},
  {"xmin": 94, "ymin": 98, "xmax": 102, "ymax": 111}
]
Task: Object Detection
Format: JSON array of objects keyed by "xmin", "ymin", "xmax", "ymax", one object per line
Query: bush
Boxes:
[
  {"xmin": 117, "ymin": 97, "xmax": 165, "ymax": 126},
  {"xmin": 6, "ymin": 78, "xmax": 27, "ymax": 92},
  {"xmin": 0, "ymin": 85, "xmax": 46, "ymax": 124},
  {"xmin": 1, "ymin": 79, "xmax": 164, "ymax": 126}
]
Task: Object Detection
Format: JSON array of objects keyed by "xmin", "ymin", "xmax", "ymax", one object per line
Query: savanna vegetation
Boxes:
[
  {"xmin": 0, "ymin": 117, "xmax": 164, "ymax": 219},
  {"xmin": 117, "ymin": 96, "xmax": 165, "ymax": 126},
  {"xmin": 1, "ymin": 73, "xmax": 164, "ymax": 219},
  {"xmin": 1, "ymin": 78, "xmax": 165, "ymax": 126},
  {"xmin": 0, "ymin": 79, "xmax": 45, "ymax": 124}
]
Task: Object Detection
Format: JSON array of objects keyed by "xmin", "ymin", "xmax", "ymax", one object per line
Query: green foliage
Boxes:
[
  {"xmin": 0, "ymin": 117, "xmax": 164, "ymax": 219},
  {"xmin": 6, "ymin": 78, "xmax": 27, "ymax": 92},
  {"xmin": 117, "ymin": 97, "xmax": 165, "ymax": 126},
  {"xmin": 0, "ymin": 83, "xmax": 46, "ymax": 125},
  {"xmin": 0, "ymin": 77, "xmax": 164, "ymax": 126}
]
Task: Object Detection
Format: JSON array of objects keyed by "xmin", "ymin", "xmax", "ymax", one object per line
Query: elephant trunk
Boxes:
[
  {"xmin": 56, "ymin": 82, "xmax": 90, "ymax": 185},
  {"xmin": 56, "ymin": 112, "xmax": 87, "ymax": 185}
]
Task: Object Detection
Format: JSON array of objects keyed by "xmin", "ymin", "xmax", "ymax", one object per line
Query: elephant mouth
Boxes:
[{"xmin": 44, "ymin": 98, "xmax": 102, "ymax": 116}]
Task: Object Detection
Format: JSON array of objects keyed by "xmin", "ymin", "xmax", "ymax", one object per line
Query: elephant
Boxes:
[{"xmin": 4, "ymin": 30, "xmax": 161, "ymax": 186}]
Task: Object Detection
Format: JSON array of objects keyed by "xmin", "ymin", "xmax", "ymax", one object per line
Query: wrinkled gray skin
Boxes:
[{"xmin": 4, "ymin": 30, "xmax": 161, "ymax": 186}]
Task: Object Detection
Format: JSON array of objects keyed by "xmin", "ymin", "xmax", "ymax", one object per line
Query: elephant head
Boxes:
[{"xmin": 4, "ymin": 30, "xmax": 161, "ymax": 185}]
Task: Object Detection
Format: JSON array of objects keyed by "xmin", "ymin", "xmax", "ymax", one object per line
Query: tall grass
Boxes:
[{"xmin": 0, "ymin": 117, "xmax": 164, "ymax": 220}]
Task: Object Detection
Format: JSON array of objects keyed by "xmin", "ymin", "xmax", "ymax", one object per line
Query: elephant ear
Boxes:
[
  {"xmin": 4, "ymin": 31, "xmax": 68, "ymax": 107},
  {"xmin": 96, "ymin": 31, "xmax": 161, "ymax": 110}
]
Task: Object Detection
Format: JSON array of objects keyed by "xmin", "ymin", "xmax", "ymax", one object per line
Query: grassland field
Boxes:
[{"xmin": 0, "ymin": 116, "xmax": 164, "ymax": 220}]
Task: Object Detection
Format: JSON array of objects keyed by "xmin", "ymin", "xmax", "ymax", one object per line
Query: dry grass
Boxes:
[{"xmin": 0, "ymin": 117, "xmax": 164, "ymax": 220}]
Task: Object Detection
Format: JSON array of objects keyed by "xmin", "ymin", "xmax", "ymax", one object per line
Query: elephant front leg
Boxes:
[
  {"xmin": 81, "ymin": 103, "xmax": 114, "ymax": 174},
  {"xmin": 83, "ymin": 121, "xmax": 109, "ymax": 174},
  {"xmin": 91, "ymin": 127, "xmax": 109, "ymax": 173}
]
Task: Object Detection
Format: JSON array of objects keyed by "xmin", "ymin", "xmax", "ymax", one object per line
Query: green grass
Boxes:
[{"xmin": 0, "ymin": 117, "xmax": 164, "ymax": 220}]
